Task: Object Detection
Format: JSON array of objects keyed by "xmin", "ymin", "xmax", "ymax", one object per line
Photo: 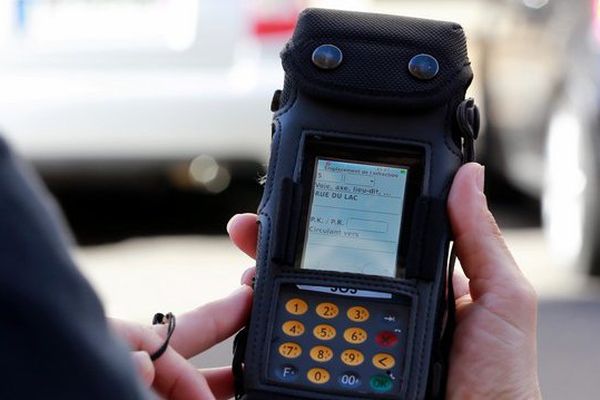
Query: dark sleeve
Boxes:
[{"xmin": 0, "ymin": 137, "xmax": 150, "ymax": 399}]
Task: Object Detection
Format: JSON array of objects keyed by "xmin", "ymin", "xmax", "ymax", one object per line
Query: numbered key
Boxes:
[
  {"xmin": 343, "ymin": 327, "xmax": 367, "ymax": 344},
  {"xmin": 315, "ymin": 302, "xmax": 339, "ymax": 319},
  {"xmin": 340, "ymin": 349, "xmax": 364, "ymax": 366},
  {"xmin": 307, "ymin": 368, "xmax": 330, "ymax": 384},
  {"xmin": 310, "ymin": 345, "xmax": 333, "ymax": 362},
  {"xmin": 313, "ymin": 324, "xmax": 336, "ymax": 341},
  {"xmin": 372, "ymin": 353, "xmax": 396, "ymax": 369},
  {"xmin": 278, "ymin": 342, "xmax": 302, "ymax": 359},
  {"xmin": 285, "ymin": 298, "xmax": 308, "ymax": 315},
  {"xmin": 347, "ymin": 306, "xmax": 369, "ymax": 322},
  {"xmin": 281, "ymin": 320, "xmax": 305, "ymax": 337}
]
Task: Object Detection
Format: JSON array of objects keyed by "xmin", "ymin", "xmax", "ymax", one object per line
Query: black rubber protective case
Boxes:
[{"xmin": 234, "ymin": 8, "xmax": 475, "ymax": 400}]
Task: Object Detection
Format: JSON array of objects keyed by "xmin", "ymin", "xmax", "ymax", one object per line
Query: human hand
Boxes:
[
  {"xmin": 446, "ymin": 163, "xmax": 541, "ymax": 399},
  {"xmin": 111, "ymin": 284, "xmax": 253, "ymax": 400},
  {"xmin": 226, "ymin": 162, "xmax": 541, "ymax": 400}
]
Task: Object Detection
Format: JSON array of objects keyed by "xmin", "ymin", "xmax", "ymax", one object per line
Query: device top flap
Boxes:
[{"xmin": 281, "ymin": 8, "xmax": 473, "ymax": 110}]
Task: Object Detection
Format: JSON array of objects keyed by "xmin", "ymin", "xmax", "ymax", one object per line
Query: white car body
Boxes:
[{"xmin": 0, "ymin": 0, "xmax": 283, "ymax": 177}]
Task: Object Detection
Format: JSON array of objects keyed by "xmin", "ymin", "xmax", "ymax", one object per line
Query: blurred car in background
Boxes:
[
  {"xmin": 482, "ymin": 0, "xmax": 600, "ymax": 275},
  {"xmin": 0, "ymin": 0, "xmax": 491, "ymax": 190},
  {"xmin": 0, "ymin": 0, "xmax": 306, "ymax": 242},
  {"xmin": 0, "ymin": 0, "xmax": 303, "ymax": 192}
]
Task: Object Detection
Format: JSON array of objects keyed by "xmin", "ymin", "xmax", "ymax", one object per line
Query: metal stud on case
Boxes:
[
  {"xmin": 408, "ymin": 53, "xmax": 439, "ymax": 80},
  {"xmin": 312, "ymin": 44, "xmax": 343, "ymax": 70}
]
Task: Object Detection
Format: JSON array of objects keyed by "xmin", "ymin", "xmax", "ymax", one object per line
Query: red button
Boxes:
[{"xmin": 375, "ymin": 331, "xmax": 399, "ymax": 348}]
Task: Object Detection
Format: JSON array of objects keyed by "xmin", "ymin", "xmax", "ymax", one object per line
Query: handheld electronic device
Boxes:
[{"xmin": 233, "ymin": 8, "xmax": 479, "ymax": 400}]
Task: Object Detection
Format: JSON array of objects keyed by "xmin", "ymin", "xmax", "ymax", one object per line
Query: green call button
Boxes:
[{"xmin": 369, "ymin": 374, "xmax": 393, "ymax": 392}]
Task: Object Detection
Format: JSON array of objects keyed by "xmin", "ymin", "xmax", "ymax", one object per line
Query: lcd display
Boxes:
[{"xmin": 300, "ymin": 158, "xmax": 409, "ymax": 278}]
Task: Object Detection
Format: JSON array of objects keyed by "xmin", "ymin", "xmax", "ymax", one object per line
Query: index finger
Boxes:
[{"xmin": 156, "ymin": 285, "xmax": 253, "ymax": 359}]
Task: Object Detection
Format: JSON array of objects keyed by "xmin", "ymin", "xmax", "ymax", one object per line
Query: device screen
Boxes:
[{"xmin": 300, "ymin": 158, "xmax": 409, "ymax": 278}]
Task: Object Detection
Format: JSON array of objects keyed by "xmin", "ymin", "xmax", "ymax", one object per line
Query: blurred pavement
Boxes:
[{"xmin": 75, "ymin": 228, "xmax": 600, "ymax": 400}]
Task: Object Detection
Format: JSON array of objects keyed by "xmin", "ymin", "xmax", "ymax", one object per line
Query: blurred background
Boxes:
[{"xmin": 0, "ymin": 0, "xmax": 599, "ymax": 398}]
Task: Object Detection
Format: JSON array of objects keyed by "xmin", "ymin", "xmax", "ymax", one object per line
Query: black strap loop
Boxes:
[
  {"xmin": 455, "ymin": 97, "xmax": 480, "ymax": 163},
  {"xmin": 434, "ymin": 98, "xmax": 480, "ymax": 398},
  {"xmin": 150, "ymin": 312, "xmax": 176, "ymax": 361},
  {"xmin": 233, "ymin": 327, "xmax": 248, "ymax": 400}
]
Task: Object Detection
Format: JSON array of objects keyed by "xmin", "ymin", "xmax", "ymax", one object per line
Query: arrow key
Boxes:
[{"xmin": 372, "ymin": 353, "xmax": 396, "ymax": 370}]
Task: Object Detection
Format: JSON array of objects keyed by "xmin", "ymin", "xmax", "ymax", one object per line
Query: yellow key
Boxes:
[
  {"xmin": 347, "ymin": 306, "xmax": 370, "ymax": 322},
  {"xmin": 343, "ymin": 327, "xmax": 367, "ymax": 344},
  {"xmin": 372, "ymin": 353, "xmax": 396, "ymax": 370},
  {"xmin": 307, "ymin": 368, "xmax": 330, "ymax": 384},
  {"xmin": 278, "ymin": 342, "xmax": 302, "ymax": 359},
  {"xmin": 309, "ymin": 345, "xmax": 334, "ymax": 362},
  {"xmin": 340, "ymin": 349, "xmax": 364, "ymax": 366},
  {"xmin": 281, "ymin": 320, "xmax": 305, "ymax": 337},
  {"xmin": 315, "ymin": 302, "xmax": 339, "ymax": 319},
  {"xmin": 313, "ymin": 324, "xmax": 336, "ymax": 341},
  {"xmin": 285, "ymin": 298, "xmax": 308, "ymax": 315}
]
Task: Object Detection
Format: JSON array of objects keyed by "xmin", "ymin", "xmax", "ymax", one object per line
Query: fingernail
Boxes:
[
  {"xmin": 476, "ymin": 165, "xmax": 485, "ymax": 193},
  {"xmin": 240, "ymin": 267, "xmax": 255, "ymax": 286},
  {"xmin": 226, "ymin": 214, "xmax": 240, "ymax": 234}
]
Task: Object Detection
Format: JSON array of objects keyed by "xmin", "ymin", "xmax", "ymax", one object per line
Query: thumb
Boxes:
[
  {"xmin": 131, "ymin": 351, "xmax": 155, "ymax": 387},
  {"xmin": 448, "ymin": 163, "xmax": 527, "ymax": 301}
]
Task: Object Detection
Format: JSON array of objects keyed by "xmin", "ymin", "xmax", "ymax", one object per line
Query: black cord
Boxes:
[
  {"xmin": 150, "ymin": 312, "xmax": 176, "ymax": 361},
  {"xmin": 446, "ymin": 99, "xmax": 479, "ymax": 335},
  {"xmin": 233, "ymin": 328, "xmax": 248, "ymax": 400}
]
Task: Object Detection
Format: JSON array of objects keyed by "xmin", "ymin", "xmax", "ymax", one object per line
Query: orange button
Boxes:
[
  {"xmin": 315, "ymin": 302, "xmax": 339, "ymax": 319},
  {"xmin": 309, "ymin": 345, "xmax": 333, "ymax": 362},
  {"xmin": 343, "ymin": 327, "xmax": 367, "ymax": 344},
  {"xmin": 307, "ymin": 368, "xmax": 330, "ymax": 384},
  {"xmin": 372, "ymin": 353, "xmax": 396, "ymax": 370},
  {"xmin": 313, "ymin": 324, "xmax": 336, "ymax": 341},
  {"xmin": 340, "ymin": 349, "xmax": 364, "ymax": 366},
  {"xmin": 278, "ymin": 342, "xmax": 302, "ymax": 359},
  {"xmin": 281, "ymin": 320, "xmax": 305, "ymax": 337},
  {"xmin": 347, "ymin": 306, "xmax": 370, "ymax": 322},
  {"xmin": 285, "ymin": 298, "xmax": 308, "ymax": 315}
]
